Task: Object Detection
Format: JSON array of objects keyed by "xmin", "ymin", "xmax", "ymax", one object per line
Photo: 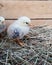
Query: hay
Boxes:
[{"xmin": 0, "ymin": 25, "xmax": 52, "ymax": 65}]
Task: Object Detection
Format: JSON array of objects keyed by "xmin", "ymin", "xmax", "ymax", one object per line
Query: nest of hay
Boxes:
[{"xmin": 0, "ymin": 25, "xmax": 52, "ymax": 65}]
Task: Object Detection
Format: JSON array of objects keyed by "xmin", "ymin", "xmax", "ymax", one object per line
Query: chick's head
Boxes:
[
  {"xmin": 18, "ymin": 16, "xmax": 31, "ymax": 26},
  {"xmin": 0, "ymin": 16, "xmax": 5, "ymax": 25}
]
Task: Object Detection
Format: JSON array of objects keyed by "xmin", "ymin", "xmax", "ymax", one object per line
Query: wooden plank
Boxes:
[
  {"xmin": 0, "ymin": 1, "xmax": 52, "ymax": 18},
  {"xmin": 5, "ymin": 20, "xmax": 52, "ymax": 27},
  {"xmin": 1, "ymin": 0, "xmax": 48, "ymax": 1},
  {"xmin": 0, "ymin": 0, "xmax": 46, "ymax": 1}
]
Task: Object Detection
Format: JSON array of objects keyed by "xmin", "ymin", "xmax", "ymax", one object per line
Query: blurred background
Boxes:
[{"xmin": 0, "ymin": 1, "xmax": 52, "ymax": 27}]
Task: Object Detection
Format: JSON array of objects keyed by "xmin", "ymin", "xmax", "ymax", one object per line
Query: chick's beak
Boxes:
[
  {"xmin": 28, "ymin": 23, "xmax": 33, "ymax": 27},
  {"xmin": 0, "ymin": 21, "xmax": 5, "ymax": 25}
]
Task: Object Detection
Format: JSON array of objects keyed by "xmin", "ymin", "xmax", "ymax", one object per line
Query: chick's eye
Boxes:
[{"xmin": 26, "ymin": 22, "xmax": 28, "ymax": 24}]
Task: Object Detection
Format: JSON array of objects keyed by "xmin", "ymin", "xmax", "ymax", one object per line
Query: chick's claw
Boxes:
[{"xmin": 14, "ymin": 39, "xmax": 25, "ymax": 46}]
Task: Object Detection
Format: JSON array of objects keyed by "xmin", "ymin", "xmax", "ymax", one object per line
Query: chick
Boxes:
[
  {"xmin": 0, "ymin": 16, "xmax": 6, "ymax": 38},
  {"xmin": 7, "ymin": 16, "xmax": 31, "ymax": 46}
]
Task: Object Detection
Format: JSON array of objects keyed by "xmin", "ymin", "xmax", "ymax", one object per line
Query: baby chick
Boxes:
[
  {"xmin": 0, "ymin": 16, "xmax": 6, "ymax": 38},
  {"xmin": 7, "ymin": 16, "xmax": 31, "ymax": 46}
]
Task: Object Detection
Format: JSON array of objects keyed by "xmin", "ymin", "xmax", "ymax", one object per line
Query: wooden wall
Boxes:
[{"xmin": 0, "ymin": 1, "xmax": 52, "ymax": 26}]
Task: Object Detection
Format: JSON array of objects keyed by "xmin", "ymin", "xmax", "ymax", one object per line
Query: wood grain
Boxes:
[
  {"xmin": 0, "ymin": 0, "xmax": 49, "ymax": 1},
  {"xmin": 5, "ymin": 20, "xmax": 52, "ymax": 27},
  {"xmin": 0, "ymin": 1, "xmax": 52, "ymax": 18},
  {"xmin": 0, "ymin": 1, "xmax": 52, "ymax": 26}
]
